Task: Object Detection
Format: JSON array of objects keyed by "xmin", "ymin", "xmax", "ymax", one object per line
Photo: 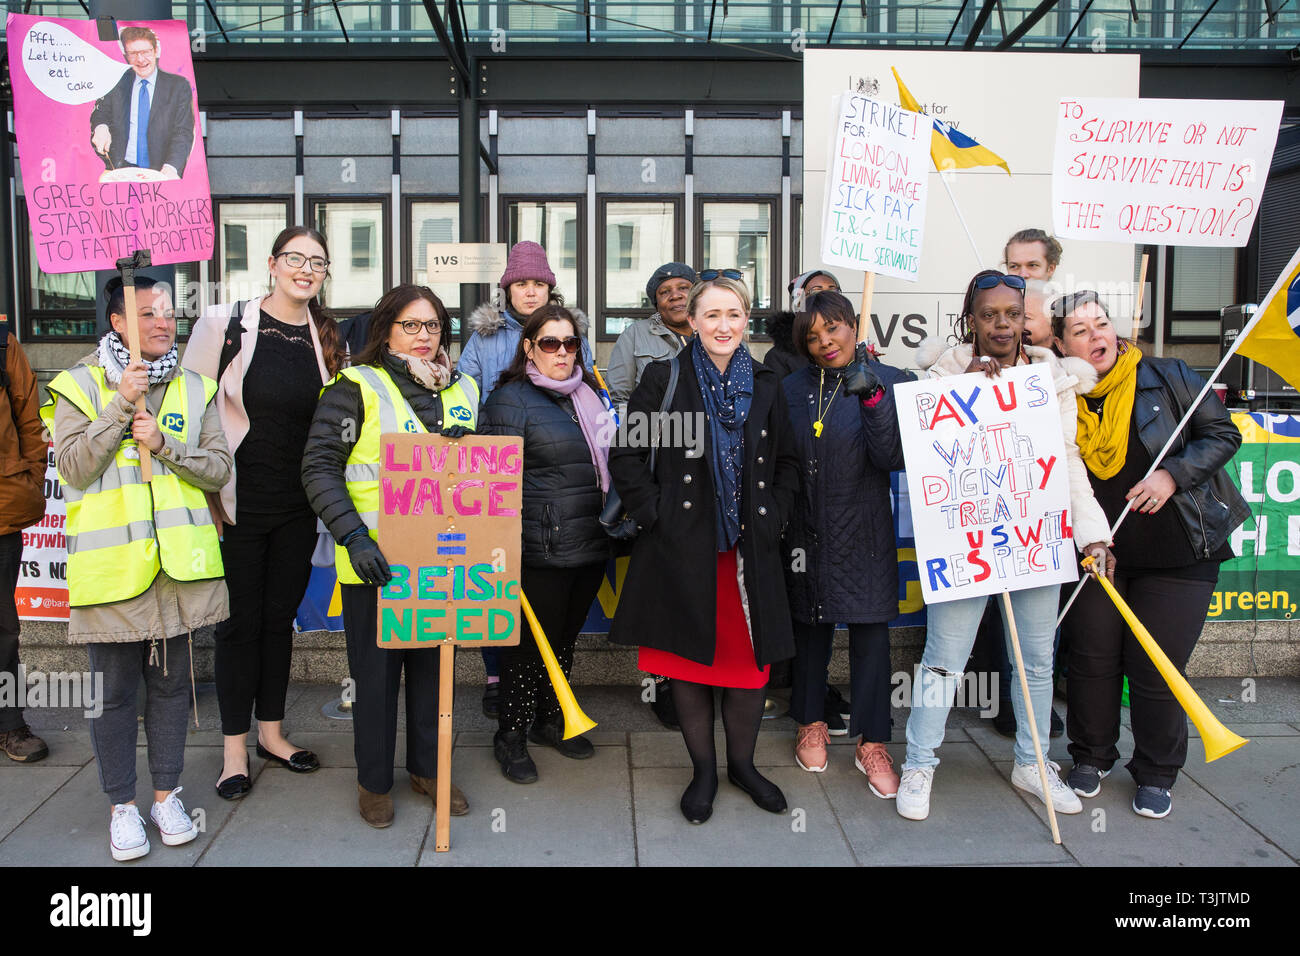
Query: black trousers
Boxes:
[
  {"xmin": 0, "ymin": 532, "xmax": 26, "ymax": 733},
  {"xmin": 212, "ymin": 509, "xmax": 317, "ymax": 735},
  {"xmin": 342, "ymin": 584, "xmax": 440, "ymax": 794},
  {"xmin": 498, "ymin": 563, "xmax": 605, "ymax": 735},
  {"xmin": 1064, "ymin": 569, "xmax": 1214, "ymax": 789},
  {"xmin": 789, "ymin": 621, "xmax": 891, "ymax": 741}
]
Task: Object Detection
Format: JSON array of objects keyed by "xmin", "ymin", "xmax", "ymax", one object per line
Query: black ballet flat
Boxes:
[
  {"xmin": 727, "ymin": 770, "xmax": 787, "ymax": 814},
  {"xmin": 215, "ymin": 773, "xmax": 252, "ymax": 801},
  {"xmin": 680, "ymin": 793, "xmax": 713, "ymax": 825},
  {"xmin": 256, "ymin": 742, "xmax": 320, "ymax": 774}
]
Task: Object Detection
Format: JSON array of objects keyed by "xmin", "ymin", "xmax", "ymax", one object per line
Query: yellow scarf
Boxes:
[{"xmin": 1075, "ymin": 345, "xmax": 1142, "ymax": 480}]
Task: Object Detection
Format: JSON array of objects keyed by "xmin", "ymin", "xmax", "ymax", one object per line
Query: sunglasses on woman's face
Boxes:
[
  {"xmin": 973, "ymin": 273, "xmax": 1027, "ymax": 292},
  {"xmin": 699, "ymin": 268, "xmax": 744, "ymax": 281},
  {"xmin": 535, "ymin": 336, "xmax": 581, "ymax": 354}
]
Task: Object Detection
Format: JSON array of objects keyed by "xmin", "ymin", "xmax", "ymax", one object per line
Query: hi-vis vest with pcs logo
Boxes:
[
  {"xmin": 42, "ymin": 365, "xmax": 224, "ymax": 607},
  {"xmin": 333, "ymin": 365, "xmax": 479, "ymax": 585}
]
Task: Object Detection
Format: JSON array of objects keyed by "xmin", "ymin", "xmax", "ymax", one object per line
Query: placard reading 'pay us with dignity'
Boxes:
[{"xmin": 895, "ymin": 365, "xmax": 1078, "ymax": 604}]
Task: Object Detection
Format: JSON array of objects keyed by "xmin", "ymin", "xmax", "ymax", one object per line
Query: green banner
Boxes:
[{"xmin": 1209, "ymin": 413, "xmax": 1300, "ymax": 622}]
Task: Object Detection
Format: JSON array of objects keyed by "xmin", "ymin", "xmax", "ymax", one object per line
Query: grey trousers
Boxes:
[{"xmin": 86, "ymin": 637, "xmax": 192, "ymax": 806}]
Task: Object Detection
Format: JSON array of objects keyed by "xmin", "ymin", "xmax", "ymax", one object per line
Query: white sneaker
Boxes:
[
  {"xmin": 1012, "ymin": 760, "xmax": 1083, "ymax": 814},
  {"xmin": 150, "ymin": 787, "xmax": 199, "ymax": 847},
  {"xmin": 896, "ymin": 767, "xmax": 934, "ymax": 821},
  {"xmin": 109, "ymin": 803, "xmax": 150, "ymax": 861}
]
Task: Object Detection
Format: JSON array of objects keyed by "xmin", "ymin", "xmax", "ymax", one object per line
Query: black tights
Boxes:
[{"xmin": 672, "ymin": 680, "xmax": 780, "ymax": 810}]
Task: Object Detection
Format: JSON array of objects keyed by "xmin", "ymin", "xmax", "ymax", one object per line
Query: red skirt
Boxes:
[{"xmin": 638, "ymin": 548, "xmax": 769, "ymax": 689}]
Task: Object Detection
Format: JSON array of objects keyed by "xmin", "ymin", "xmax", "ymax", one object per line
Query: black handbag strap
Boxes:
[
  {"xmin": 648, "ymin": 354, "xmax": 680, "ymax": 472},
  {"xmin": 216, "ymin": 300, "xmax": 247, "ymax": 381}
]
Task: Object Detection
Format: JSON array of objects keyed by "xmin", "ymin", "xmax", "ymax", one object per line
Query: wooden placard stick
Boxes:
[
  {"xmin": 1130, "ymin": 253, "xmax": 1149, "ymax": 346},
  {"xmin": 858, "ymin": 271, "xmax": 876, "ymax": 347},
  {"xmin": 434, "ymin": 641, "xmax": 455, "ymax": 851},
  {"xmin": 116, "ymin": 251, "xmax": 153, "ymax": 481},
  {"xmin": 1001, "ymin": 591, "xmax": 1062, "ymax": 845}
]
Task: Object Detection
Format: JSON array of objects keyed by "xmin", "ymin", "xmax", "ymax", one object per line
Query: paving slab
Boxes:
[
  {"xmin": 200, "ymin": 768, "xmax": 430, "ymax": 866},
  {"xmin": 419, "ymin": 742, "xmax": 635, "ymax": 867},
  {"xmin": 963, "ymin": 722, "xmax": 1080, "ymax": 765},
  {"xmin": 453, "ymin": 730, "xmax": 627, "ymax": 749},
  {"xmin": 0, "ymin": 728, "xmax": 95, "ymax": 766},
  {"xmin": 816, "ymin": 742, "xmax": 1072, "ymax": 866},
  {"xmin": 0, "ymin": 765, "xmax": 79, "ymax": 843},
  {"xmin": 1187, "ymin": 721, "xmax": 1298, "ymax": 739},
  {"xmin": 1191, "ymin": 678, "xmax": 1300, "ymax": 724},
  {"xmin": 990, "ymin": 760, "xmax": 1296, "ymax": 867},
  {"xmin": 633, "ymin": 766, "xmax": 857, "ymax": 867},
  {"xmin": 1178, "ymin": 736, "xmax": 1300, "ymax": 859},
  {"xmin": 0, "ymin": 747, "xmax": 247, "ymax": 867}
]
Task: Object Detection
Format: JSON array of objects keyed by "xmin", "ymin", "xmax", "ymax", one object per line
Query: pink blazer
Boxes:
[{"xmin": 181, "ymin": 295, "xmax": 330, "ymax": 524}]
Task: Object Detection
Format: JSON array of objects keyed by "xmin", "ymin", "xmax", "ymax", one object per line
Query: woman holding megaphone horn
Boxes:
[
  {"xmin": 1052, "ymin": 291, "xmax": 1250, "ymax": 819},
  {"xmin": 479, "ymin": 305, "xmax": 613, "ymax": 784}
]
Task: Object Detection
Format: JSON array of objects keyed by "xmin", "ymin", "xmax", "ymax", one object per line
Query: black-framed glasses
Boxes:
[
  {"xmin": 699, "ymin": 268, "xmax": 744, "ymax": 282},
  {"xmin": 973, "ymin": 273, "xmax": 1026, "ymax": 293},
  {"xmin": 535, "ymin": 336, "xmax": 581, "ymax": 354},
  {"xmin": 392, "ymin": 319, "xmax": 443, "ymax": 335},
  {"xmin": 274, "ymin": 251, "xmax": 330, "ymax": 274}
]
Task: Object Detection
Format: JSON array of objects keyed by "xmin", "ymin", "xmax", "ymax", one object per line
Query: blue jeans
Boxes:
[{"xmin": 905, "ymin": 584, "xmax": 1060, "ymax": 772}]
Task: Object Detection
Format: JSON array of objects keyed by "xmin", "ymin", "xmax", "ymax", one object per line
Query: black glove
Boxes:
[
  {"xmin": 345, "ymin": 534, "xmax": 392, "ymax": 587},
  {"xmin": 441, "ymin": 424, "xmax": 470, "ymax": 439},
  {"xmin": 843, "ymin": 353, "xmax": 883, "ymax": 401}
]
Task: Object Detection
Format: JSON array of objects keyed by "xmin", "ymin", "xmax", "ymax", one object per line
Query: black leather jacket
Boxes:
[{"xmin": 1131, "ymin": 357, "xmax": 1250, "ymax": 559}]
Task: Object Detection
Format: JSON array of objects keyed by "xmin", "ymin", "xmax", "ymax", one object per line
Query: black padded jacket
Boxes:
[{"xmin": 477, "ymin": 377, "xmax": 611, "ymax": 569}]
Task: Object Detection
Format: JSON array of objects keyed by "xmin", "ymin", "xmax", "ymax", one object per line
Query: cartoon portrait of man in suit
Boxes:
[{"xmin": 88, "ymin": 26, "xmax": 196, "ymax": 179}]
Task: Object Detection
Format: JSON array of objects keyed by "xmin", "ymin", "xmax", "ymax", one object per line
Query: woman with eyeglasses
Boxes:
[
  {"xmin": 301, "ymin": 284, "xmax": 479, "ymax": 826},
  {"xmin": 1051, "ymin": 291, "xmax": 1248, "ymax": 820},
  {"xmin": 609, "ymin": 273, "xmax": 801, "ymax": 824},
  {"xmin": 183, "ymin": 226, "xmax": 345, "ymax": 800},
  {"xmin": 898, "ymin": 270, "xmax": 1114, "ymax": 823},
  {"xmin": 478, "ymin": 304, "xmax": 614, "ymax": 784}
]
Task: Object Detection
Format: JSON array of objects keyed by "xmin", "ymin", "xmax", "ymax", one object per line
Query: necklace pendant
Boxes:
[{"xmin": 813, "ymin": 420, "xmax": 823, "ymax": 438}]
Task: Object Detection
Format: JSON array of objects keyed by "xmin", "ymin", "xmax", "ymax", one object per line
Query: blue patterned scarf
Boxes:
[{"xmin": 691, "ymin": 336, "xmax": 754, "ymax": 551}]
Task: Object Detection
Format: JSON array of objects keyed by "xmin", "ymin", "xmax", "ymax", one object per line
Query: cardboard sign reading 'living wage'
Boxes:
[
  {"xmin": 6, "ymin": 15, "xmax": 214, "ymax": 273},
  {"xmin": 1052, "ymin": 96, "xmax": 1282, "ymax": 248},
  {"xmin": 821, "ymin": 93, "xmax": 930, "ymax": 282},
  {"xmin": 377, "ymin": 435, "xmax": 522, "ymax": 647},
  {"xmin": 895, "ymin": 365, "xmax": 1077, "ymax": 605}
]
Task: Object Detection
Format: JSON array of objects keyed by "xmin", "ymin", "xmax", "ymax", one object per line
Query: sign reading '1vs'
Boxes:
[
  {"xmin": 895, "ymin": 366, "xmax": 1078, "ymax": 604},
  {"xmin": 377, "ymin": 434, "xmax": 522, "ymax": 647}
]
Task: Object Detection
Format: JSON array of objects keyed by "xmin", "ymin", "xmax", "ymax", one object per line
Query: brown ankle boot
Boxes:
[
  {"xmin": 357, "ymin": 784, "xmax": 394, "ymax": 828},
  {"xmin": 410, "ymin": 774, "xmax": 469, "ymax": 816}
]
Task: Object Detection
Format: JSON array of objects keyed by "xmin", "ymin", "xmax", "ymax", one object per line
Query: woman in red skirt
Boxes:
[{"xmin": 609, "ymin": 272, "xmax": 801, "ymax": 824}]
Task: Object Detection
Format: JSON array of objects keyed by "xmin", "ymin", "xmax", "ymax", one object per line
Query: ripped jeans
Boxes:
[{"xmin": 904, "ymin": 583, "xmax": 1061, "ymax": 772}]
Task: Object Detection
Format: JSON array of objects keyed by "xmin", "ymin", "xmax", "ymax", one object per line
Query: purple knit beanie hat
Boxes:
[{"xmin": 499, "ymin": 241, "xmax": 557, "ymax": 289}]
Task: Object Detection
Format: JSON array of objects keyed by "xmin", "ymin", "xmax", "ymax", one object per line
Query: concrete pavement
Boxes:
[{"xmin": 1, "ymin": 678, "xmax": 1296, "ymax": 867}]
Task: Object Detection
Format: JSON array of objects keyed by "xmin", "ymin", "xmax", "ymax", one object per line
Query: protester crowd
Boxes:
[{"xmin": 0, "ymin": 225, "xmax": 1249, "ymax": 860}]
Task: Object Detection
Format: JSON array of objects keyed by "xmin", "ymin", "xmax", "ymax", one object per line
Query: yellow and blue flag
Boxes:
[
  {"xmin": 892, "ymin": 67, "xmax": 1010, "ymax": 175},
  {"xmin": 1235, "ymin": 246, "xmax": 1300, "ymax": 392}
]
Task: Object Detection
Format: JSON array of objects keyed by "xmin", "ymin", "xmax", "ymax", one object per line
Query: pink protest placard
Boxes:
[
  {"xmin": 376, "ymin": 434, "xmax": 523, "ymax": 648},
  {"xmin": 1051, "ymin": 96, "xmax": 1282, "ymax": 248},
  {"xmin": 6, "ymin": 15, "xmax": 213, "ymax": 273}
]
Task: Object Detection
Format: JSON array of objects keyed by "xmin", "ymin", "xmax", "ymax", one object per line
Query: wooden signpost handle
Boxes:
[
  {"xmin": 1000, "ymin": 590, "xmax": 1062, "ymax": 845},
  {"xmin": 858, "ymin": 271, "xmax": 876, "ymax": 346},
  {"xmin": 1130, "ymin": 252, "xmax": 1149, "ymax": 346},
  {"xmin": 116, "ymin": 253, "xmax": 153, "ymax": 481},
  {"xmin": 434, "ymin": 641, "xmax": 455, "ymax": 852}
]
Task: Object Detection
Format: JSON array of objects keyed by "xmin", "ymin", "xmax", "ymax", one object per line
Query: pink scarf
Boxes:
[{"xmin": 525, "ymin": 361, "xmax": 614, "ymax": 493}]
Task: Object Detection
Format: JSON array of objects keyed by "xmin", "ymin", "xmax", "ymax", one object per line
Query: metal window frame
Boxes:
[
  {"xmin": 402, "ymin": 193, "xmax": 490, "ymax": 322},
  {"xmin": 595, "ymin": 194, "xmax": 685, "ymax": 341},
  {"xmin": 16, "ymin": 202, "xmax": 98, "ymax": 343},
  {"xmin": 498, "ymin": 193, "xmax": 588, "ymax": 309},
  {"xmin": 213, "ymin": 195, "xmax": 293, "ymax": 288},
  {"xmin": 694, "ymin": 193, "xmax": 782, "ymax": 339},
  {"xmin": 305, "ymin": 193, "xmax": 393, "ymax": 317},
  {"xmin": 1162, "ymin": 243, "xmax": 1244, "ymax": 344}
]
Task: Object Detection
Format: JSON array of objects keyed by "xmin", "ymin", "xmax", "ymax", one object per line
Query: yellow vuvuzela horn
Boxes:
[
  {"xmin": 519, "ymin": 590, "xmax": 597, "ymax": 740},
  {"xmin": 1082, "ymin": 557, "xmax": 1248, "ymax": 762}
]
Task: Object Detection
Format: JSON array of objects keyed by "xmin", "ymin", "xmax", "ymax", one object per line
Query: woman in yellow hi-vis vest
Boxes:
[
  {"xmin": 45, "ymin": 277, "xmax": 232, "ymax": 862},
  {"xmin": 302, "ymin": 284, "xmax": 478, "ymax": 828}
]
